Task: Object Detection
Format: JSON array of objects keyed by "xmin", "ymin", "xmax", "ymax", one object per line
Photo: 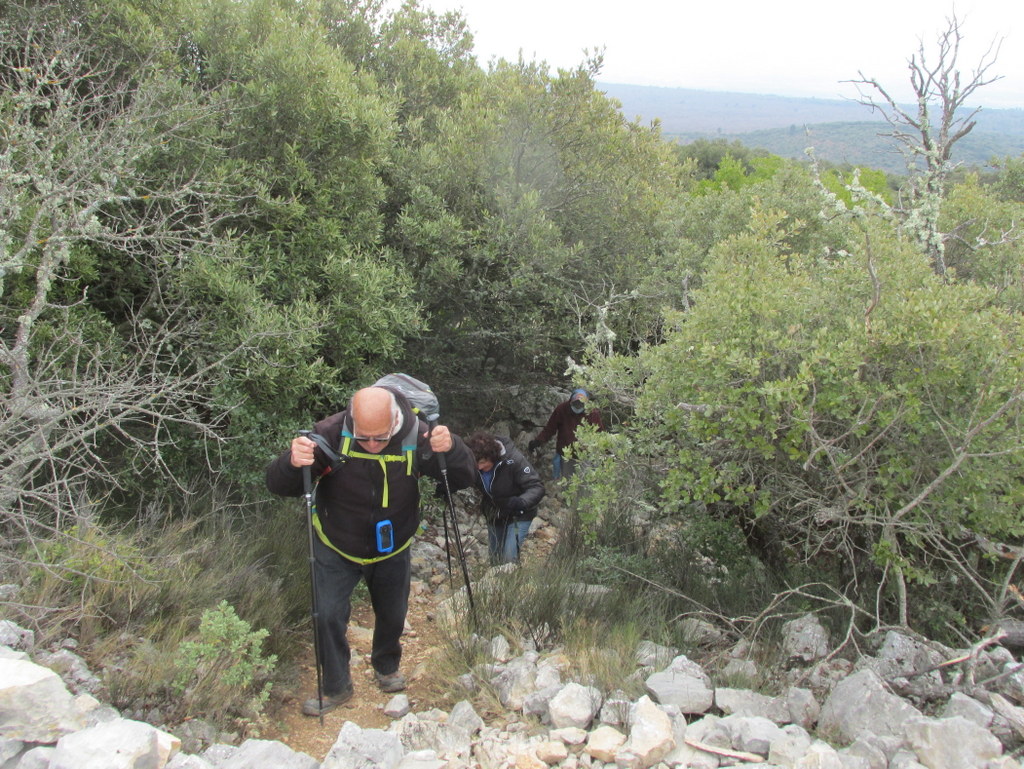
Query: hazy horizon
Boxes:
[{"xmin": 386, "ymin": 0, "xmax": 1024, "ymax": 111}]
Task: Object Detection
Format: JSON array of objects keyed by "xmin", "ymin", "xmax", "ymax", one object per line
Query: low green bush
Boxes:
[{"xmin": 172, "ymin": 600, "xmax": 277, "ymax": 725}]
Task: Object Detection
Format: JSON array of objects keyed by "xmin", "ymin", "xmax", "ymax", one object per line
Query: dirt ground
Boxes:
[{"xmin": 260, "ymin": 579, "xmax": 459, "ymax": 763}]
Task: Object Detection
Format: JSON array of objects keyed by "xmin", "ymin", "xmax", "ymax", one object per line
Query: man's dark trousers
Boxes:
[{"xmin": 311, "ymin": 535, "xmax": 411, "ymax": 696}]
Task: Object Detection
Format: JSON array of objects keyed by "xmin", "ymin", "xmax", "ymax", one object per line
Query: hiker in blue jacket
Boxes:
[{"xmin": 465, "ymin": 432, "xmax": 545, "ymax": 564}]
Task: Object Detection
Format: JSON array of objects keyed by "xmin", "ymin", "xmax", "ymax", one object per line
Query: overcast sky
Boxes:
[{"xmin": 390, "ymin": 0, "xmax": 1024, "ymax": 109}]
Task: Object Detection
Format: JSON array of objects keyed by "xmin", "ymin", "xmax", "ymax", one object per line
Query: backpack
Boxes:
[
  {"xmin": 305, "ymin": 373, "xmax": 440, "ymax": 476},
  {"xmin": 372, "ymin": 373, "xmax": 440, "ymax": 422}
]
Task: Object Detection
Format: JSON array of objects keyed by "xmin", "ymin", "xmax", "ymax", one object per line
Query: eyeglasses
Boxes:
[
  {"xmin": 351, "ymin": 418, "xmax": 398, "ymax": 444},
  {"xmin": 352, "ymin": 430, "xmax": 394, "ymax": 444}
]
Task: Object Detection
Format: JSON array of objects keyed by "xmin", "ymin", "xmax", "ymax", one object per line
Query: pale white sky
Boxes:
[{"xmin": 392, "ymin": 0, "xmax": 1024, "ymax": 109}]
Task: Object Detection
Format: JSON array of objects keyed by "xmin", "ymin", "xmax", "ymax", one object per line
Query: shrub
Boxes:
[
  {"xmin": 584, "ymin": 206, "xmax": 1024, "ymax": 641},
  {"xmin": 6, "ymin": 498, "xmax": 305, "ymax": 732},
  {"xmin": 17, "ymin": 524, "xmax": 159, "ymax": 646},
  {"xmin": 171, "ymin": 600, "xmax": 277, "ymax": 725}
]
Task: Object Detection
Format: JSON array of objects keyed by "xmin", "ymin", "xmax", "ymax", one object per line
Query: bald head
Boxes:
[{"xmin": 350, "ymin": 387, "xmax": 401, "ymax": 450}]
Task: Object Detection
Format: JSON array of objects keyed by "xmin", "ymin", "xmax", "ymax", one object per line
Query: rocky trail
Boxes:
[
  {"xmin": 262, "ymin": 573, "xmax": 461, "ymax": 761},
  {"xmin": 6, "ymin": 490, "xmax": 1024, "ymax": 768},
  {"xmin": 261, "ymin": 504, "xmax": 559, "ymax": 763}
]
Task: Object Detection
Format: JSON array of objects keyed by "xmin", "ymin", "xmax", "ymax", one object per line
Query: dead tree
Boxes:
[{"xmin": 847, "ymin": 13, "xmax": 1002, "ymax": 276}]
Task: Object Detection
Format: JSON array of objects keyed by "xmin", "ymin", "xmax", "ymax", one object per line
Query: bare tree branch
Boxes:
[
  {"xmin": 845, "ymin": 13, "xmax": 1003, "ymax": 274},
  {"xmin": 0, "ymin": 2, "xmax": 260, "ymax": 572}
]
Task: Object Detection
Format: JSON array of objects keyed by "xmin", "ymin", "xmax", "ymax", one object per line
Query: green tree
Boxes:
[
  {"xmin": 940, "ymin": 173, "xmax": 1024, "ymax": 311},
  {"xmin": 989, "ymin": 155, "xmax": 1024, "ymax": 203},
  {"xmin": 102, "ymin": 0, "xmax": 423, "ymax": 473},
  {"xmin": 820, "ymin": 166, "xmax": 892, "ymax": 208},
  {"xmin": 384, "ymin": 53, "xmax": 681, "ymax": 381},
  {"xmin": 584, "ymin": 200, "xmax": 1024, "ymax": 638},
  {"xmin": 674, "ymin": 138, "xmax": 773, "ymax": 180},
  {"xmin": 649, "ymin": 158, "xmax": 859, "ymax": 317}
]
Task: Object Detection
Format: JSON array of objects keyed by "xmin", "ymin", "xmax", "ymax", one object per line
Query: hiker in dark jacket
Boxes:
[
  {"xmin": 465, "ymin": 432, "xmax": 545, "ymax": 564},
  {"xmin": 528, "ymin": 388, "xmax": 605, "ymax": 479},
  {"xmin": 266, "ymin": 386, "xmax": 476, "ymax": 717}
]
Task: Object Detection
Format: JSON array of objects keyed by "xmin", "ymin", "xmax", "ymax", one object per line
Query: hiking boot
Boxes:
[
  {"xmin": 374, "ymin": 670, "xmax": 406, "ymax": 693},
  {"xmin": 301, "ymin": 686, "xmax": 353, "ymax": 717}
]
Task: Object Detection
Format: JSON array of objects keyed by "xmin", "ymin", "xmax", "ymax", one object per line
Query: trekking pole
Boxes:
[
  {"xmin": 501, "ymin": 518, "xmax": 511, "ymax": 563},
  {"xmin": 427, "ymin": 418, "xmax": 476, "ymax": 617},
  {"xmin": 440, "ymin": 487, "xmax": 453, "ymax": 578},
  {"xmin": 298, "ymin": 430, "xmax": 325, "ymax": 726}
]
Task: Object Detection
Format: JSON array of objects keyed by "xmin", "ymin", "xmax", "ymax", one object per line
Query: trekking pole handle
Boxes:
[
  {"xmin": 426, "ymin": 417, "xmax": 448, "ymax": 471},
  {"xmin": 297, "ymin": 430, "xmax": 314, "ymax": 481}
]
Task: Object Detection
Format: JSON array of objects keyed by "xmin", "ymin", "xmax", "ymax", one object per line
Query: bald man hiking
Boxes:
[{"xmin": 266, "ymin": 383, "xmax": 476, "ymax": 717}]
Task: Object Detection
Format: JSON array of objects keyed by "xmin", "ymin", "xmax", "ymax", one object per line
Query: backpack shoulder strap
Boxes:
[{"xmin": 383, "ymin": 393, "xmax": 422, "ymax": 475}]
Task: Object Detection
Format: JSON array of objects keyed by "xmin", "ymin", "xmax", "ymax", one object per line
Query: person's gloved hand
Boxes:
[
  {"xmin": 504, "ymin": 496, "xmax": 525, "ymax": 512},
  {"xmin": 527, "ymin": 439, "xmax": 540, "ymax": 452}
]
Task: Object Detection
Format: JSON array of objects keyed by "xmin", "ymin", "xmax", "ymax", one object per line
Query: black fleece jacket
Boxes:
[
  {"xmin": 265, "ymin": 395, "xmax": 476, "ymax": 560},
  {"xmin": 475, "ymin": 436, "xmax": 545, "ymax": 524}
]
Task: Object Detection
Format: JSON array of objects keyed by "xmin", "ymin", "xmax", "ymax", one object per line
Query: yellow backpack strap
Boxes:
[
  {"xmin": 399, "ymin": 413, "xmax": 418, "ymax": 475},
  {"xmin": 334, "ymin": 448, "xmax": 413, "ymax": 507},
  {"xmin": 340, "ymin": 412, "xmax": 419, "ymax": 480}
]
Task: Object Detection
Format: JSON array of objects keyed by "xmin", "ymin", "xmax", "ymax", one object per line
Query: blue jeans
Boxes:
[
  {"xmin": 553, "ymin": 453, "xmax": 578, "ymax": 480},
  {"xmin": 311, "ymin": 536, "xmax": 410, "ymax": 696},
  {"xmin": 487, "ymin": 519, "xmax": 531, "ymax": 564}
]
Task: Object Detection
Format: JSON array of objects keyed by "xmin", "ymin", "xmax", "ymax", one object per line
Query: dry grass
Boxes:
[
  {"xmin": 428, "ymin": 546, "xmax": 679, "ymax": 713},
  {"xmin": 3, "ymin": 497, "xmax": 305, "ymax": 732}
]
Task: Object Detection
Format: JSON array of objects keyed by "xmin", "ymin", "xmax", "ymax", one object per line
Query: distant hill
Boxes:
[
  {"xmin": 718, "ymin": 123, "xmax": 1024, "ymax": 175},
  {"xmin": 598, "ymin": 82, "xmax": 1024, "ymax": 175}
]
